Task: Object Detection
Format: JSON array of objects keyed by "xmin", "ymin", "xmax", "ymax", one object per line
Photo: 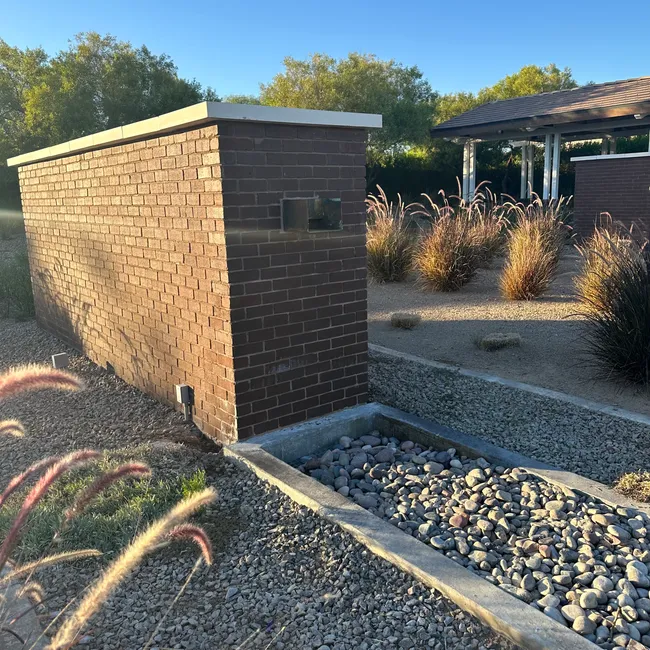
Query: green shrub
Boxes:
[
  {"xmin": 0, "ymin": 210, "xmax": 24, "ymax": 240},
  {"xmin": 500, "ymin": 196, "xmax": 567, "ymax": 300},
  {"xmin": 414, "ymin": 214, "xmax": 482, "ymax": 291},
  {"xmin": 0, "ymin": 250, "xmax": 34, "ymax": 319},
  {"xmin": 575, "ymin": 231, "xmax": 650, "ymax": 384},
  {"xmin": 366, "ymin": 186, "xmax": 416, "ymax": 283}
]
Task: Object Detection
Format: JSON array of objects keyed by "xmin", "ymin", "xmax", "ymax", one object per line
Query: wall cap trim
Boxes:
[
  {"xmin": 571, "ymin": 151, "xmax": 650, "ymax": 162},
  {"xmin": 7, "ymin": 102, "xmax": 382, "ymax": 167}
]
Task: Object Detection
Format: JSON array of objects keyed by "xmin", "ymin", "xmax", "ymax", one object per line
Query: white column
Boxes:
[
  {"xmin": 601, "ymin": 138, "xmax": 608, "ymax": 155},
  {"xmin": 543, "ymin": 134, "xmax": 552, "ymax": 200},
  {"xmin": 610, "ymin": 138, "xmax": 617, "ymax": 154},
  {"xmin": 527, "ymin": 144, "xmax": 534, "ymax": 198},
  {"xmin": 551, "ymin": 133, "xmax": 561, "ymax": 200},
  {"xmin": 468, "ymin": 141, "xmax": 477, "ymax": 199},
  {"xmin": 520, "ymin": 144, "xmax": 528, "ymax": 199},
  {"xmin": 462, "ymin": 142, "xmax": 470, "ymax": 201}
]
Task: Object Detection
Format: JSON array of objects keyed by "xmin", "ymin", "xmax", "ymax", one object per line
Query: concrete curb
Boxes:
[
  {"xmin": 370, "ymin": 343, "xmax": 650, "ymax": 429},
  {"xmin": 225, "ymin": 401, "xmax": 616, "ymax": 650}
]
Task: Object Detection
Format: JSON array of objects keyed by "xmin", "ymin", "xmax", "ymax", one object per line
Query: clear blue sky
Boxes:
[{"xmin": 4, "ymin": 0, "xmax": 650, "ymax": 96}]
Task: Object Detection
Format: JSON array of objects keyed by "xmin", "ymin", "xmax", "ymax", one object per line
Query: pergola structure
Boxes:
[{"xmin": 430, "ymin": 76, "xmax": 650, "ymax": 201}]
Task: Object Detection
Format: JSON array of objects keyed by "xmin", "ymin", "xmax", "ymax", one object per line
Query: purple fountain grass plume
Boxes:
[
  {"xmin": 0, "ymin": 420, "xmax": 25, "ymax": 437},
  {"xmin": 0, "ymin": 456, "xmax": 61, "ymax": 510},
  {"xmin": 168, "ymin": 524, "xmax": 213, "ymax": 565},
  {"xmin": 0, "ymin": 450, "xmax": 100, "ymax": 573},
  {"xmin": 64, "ymin": 463, "xmax": 151, "ymax": 523},
  {"xmin": 48, "ymin": 487, "xmax": 216, "ymax": 650},
  {"xmin": 0, "ymin": 365, "xmax": 83, "ymax": 401}
]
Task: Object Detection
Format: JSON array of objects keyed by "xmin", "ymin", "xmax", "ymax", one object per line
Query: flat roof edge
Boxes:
[{"xmin": 7, "ymin": 102, "xmax": 382, "ymax": 167}]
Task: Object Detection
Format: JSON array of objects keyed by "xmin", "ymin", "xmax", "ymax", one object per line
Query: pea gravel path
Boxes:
[
  {"xmin": 369, "ymin": 348, "xmax": 650, "ymax": 485},
  {"xmin": 0, "ymin": 320, "xmax": 514, "ymax": 650}
]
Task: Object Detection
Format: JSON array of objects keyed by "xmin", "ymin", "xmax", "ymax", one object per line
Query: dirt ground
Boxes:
[{"xmin": 368, "ymin": 248, "xmax": 650, "ymax": 417}]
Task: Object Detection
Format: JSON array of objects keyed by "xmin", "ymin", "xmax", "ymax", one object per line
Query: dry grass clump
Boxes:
[
  {"xmin": 366, "ymin": 186, "xmax": 416, "ymax": 283},
  {"xmin": 574, "ymin": 215, "xmax": 630, "ymax": 315},
  {"xmin": 470, "ymin": 217, "xmax": 504, "ymax": 266},
  {"xmin": 411, "ymin": 183, "xmax": 507, "ymax": 292},
  {"xmin": 476, "ymin": 332, "xmax": 522, "ymax": 352},
  {"xmin": 390, "ymin": 312, "xmax": 421, "ymax": 330},
  {"xmin": 414, "ymin": 214, "xmax": 482, "ymax": 291},
  {"xmin": 500, "ymin": 195, "xmax": 568, "ymax": 300},
  {"xmin": 615, "ymin": 471, "xmax": 650, "ymax": 502},
  {"xmin": 575, "ymin": 227, "xmax": 650, "ymax": 384}
]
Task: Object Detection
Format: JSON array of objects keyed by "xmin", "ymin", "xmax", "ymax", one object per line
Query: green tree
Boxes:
[
  {"xmin": 436, "ymin": 64, "xmax": 577, "ymax": 124},
  {"xmin": 224, "ymin": 94, "xmax": 261, "ymax": 105},
  {"xmin": 0, "ymin": 33, "xmax": 217, "ymax": 208},
  {"xmin": 259, "ymin": 53, "xmax": 435, "ymax": 156}
]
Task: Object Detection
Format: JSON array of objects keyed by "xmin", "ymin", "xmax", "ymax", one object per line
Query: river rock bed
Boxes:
[{"xmin": 298, "ymin": 433, "xmax": 650, "ymax": 650}]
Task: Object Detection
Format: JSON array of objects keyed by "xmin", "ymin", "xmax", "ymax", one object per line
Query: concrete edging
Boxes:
[
  {"xmin": 370, "ymin": 343, "xmax": 650, "ymax": 430},
  {"xmin": 225, "ymin": 402, "xmax": 614, "ymax": 650}
]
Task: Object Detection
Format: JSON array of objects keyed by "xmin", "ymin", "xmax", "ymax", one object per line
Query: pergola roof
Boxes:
[{"xmin": 430, "ymin": 76, "xmax": 650, "ymax": 142}]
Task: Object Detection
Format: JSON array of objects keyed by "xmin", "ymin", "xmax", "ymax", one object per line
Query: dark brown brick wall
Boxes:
[
  {"xmin": 574, "ymin": 156, "xmax": 650, "ymax": 237},
  {"xmin": 217, "ymin": 121, "xmax": 368, "ymax": 440},
  {"xmin": 17, "ymin": 119, "xmax": 369, "ymax": 442},
  {"xmin": 17, "ymin": 126, "xmax": 236, "ymax": 441}
]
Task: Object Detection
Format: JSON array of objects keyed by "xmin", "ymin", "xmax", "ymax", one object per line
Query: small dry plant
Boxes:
[
  {"xmin": 390, "ymin": 312, "xmax": 421, "ymax": 330},
  {"xmin": 0, "ymin": 365, "xmax": 216, "ymax": 649},
  {"xmin": 615, "ymin": 471, "xmax": 650, "ymax": 502},
  {"xmin": 366, "ymin": 186, "xmax": 416, "ymax": 283},
  {"xmin": 475, "ymin": 332, "xmax": 521, "ymax": 352},
  {"xmin": 500, "ymin": 194, "xmax": 569, "ymax": 300}
]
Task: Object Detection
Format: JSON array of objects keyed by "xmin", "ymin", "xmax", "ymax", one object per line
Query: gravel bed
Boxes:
[
  {"xmin": 299, "ymin": 433, "xmax": 650, "ymax": 650},
  {"xmin": 369, "ymin": 349, "xmax": 650, "ymax": 485},
  {"xmin": 1, "ymin": 320, "xmax": 514, "ymax": 649},
  {"xmin": 0, "ymin": 320, "xmax": 216, "ymax": 485},
  {"xmin": 35, "ymin": 455, "xmax": 514, "ymax": 650}
]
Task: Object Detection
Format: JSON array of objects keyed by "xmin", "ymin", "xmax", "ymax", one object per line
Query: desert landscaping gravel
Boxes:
[
  {"xmin": 300, "ymin": 433, "xmax": 650, "ymax": 649},
  {"xmin": 0, "ymin": 319, "xmax": 514, "ymax": 649},
  {"xmin": 370, "ymin": 348, "xmax": 650, "ymax": 485}
]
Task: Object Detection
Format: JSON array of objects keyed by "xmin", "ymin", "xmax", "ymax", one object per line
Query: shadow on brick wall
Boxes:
[{"xmin": 34, "ymin": 264, "xmax": 94, "ymax": 352}]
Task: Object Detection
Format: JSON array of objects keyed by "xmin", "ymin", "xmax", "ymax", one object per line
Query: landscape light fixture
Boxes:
[
  {"xmin": 51, "ymin": 353, "xmax": 69, "ymax": 369},
  {"xmin": 175, "ymin": 384, "xmax": 193, "ymax": 422}
]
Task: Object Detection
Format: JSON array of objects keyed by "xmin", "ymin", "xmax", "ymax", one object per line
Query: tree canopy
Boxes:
[
  {"xmin": 0, "ymin": 33, "xmax": 216, "ymax": 207},
  {"xmin": 0, "ymin": 36, "xmax": 585, "ymax": 208},
  {"xmin": 259, "ymin": 53, "xmax": 435, "ymax": 156},
  {"xmin": 436, "ymin": 64, "xmax": 577, "ymax": 124}
]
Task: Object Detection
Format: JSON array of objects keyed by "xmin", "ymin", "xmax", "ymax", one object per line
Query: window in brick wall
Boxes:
[{"xmin": 281, "ymin": 197, "xmax": 342, "ymax": 232}]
